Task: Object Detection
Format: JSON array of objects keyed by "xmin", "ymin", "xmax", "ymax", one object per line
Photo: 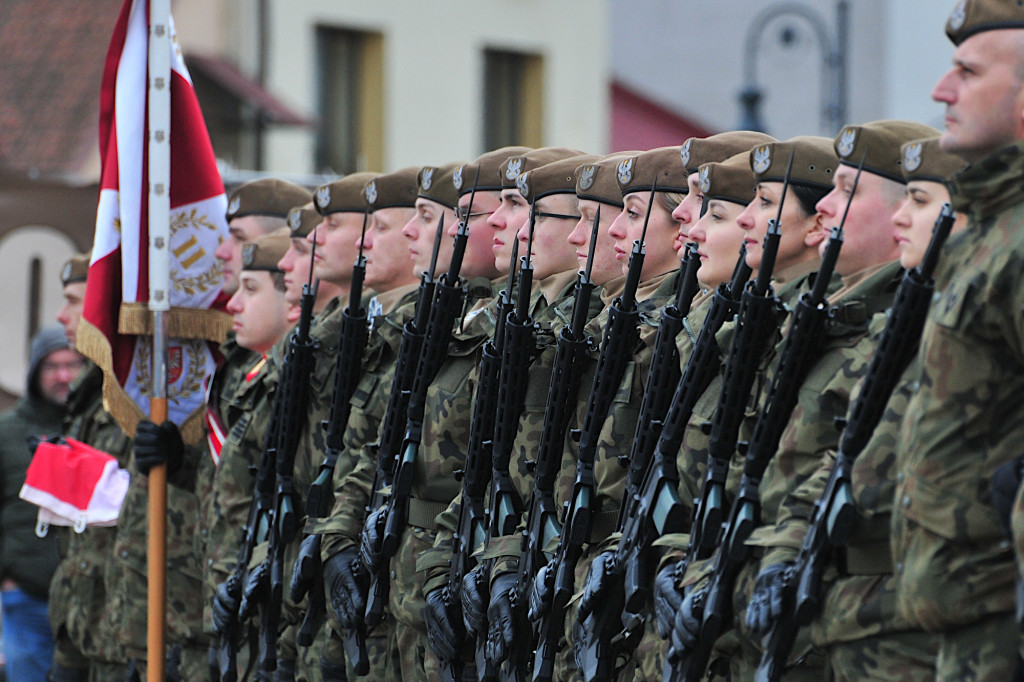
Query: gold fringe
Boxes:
[
  {"xmin": 118, "ymin": 303, "xmax": 231, "ymax": 342},
  {"xmin": 76, "ymin": 319, "xmax": 210, "ymax": 446}
]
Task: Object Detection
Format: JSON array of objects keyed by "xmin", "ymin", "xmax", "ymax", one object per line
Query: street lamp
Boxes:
[{"xmin": 738, "ymin": 1, "xmax": 849, "ymax": 135}]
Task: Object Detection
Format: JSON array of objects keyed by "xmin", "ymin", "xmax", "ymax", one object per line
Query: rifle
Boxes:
[
  {"xmin": 437, "ymin": 238, "xmax": 521, "ymax": 682},
  {"xmin": 531, "ymin": 184, "xmax": 657, "ymax": 682},
  {"xmin": 290, "ymin": 210, "xmax": 372, "ymax": 671},
  {"xmin": 755, "ymin": 203, "xmax": 955, "ymax": 682},
  {"xmin": 367, "ymin": 170, "xmax": 480, "ymax": 625},
  {"xmin": 501, "ymin": 211, "xmax": 601, "ymax": 682},
  {"xmin": 574, "ymin": 241, "xmax": 701, "ymax": 681}
]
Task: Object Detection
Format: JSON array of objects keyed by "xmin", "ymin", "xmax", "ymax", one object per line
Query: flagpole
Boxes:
[{"xmin": 147, "ymin": 0, "xmax": 170, "ymax": 679}]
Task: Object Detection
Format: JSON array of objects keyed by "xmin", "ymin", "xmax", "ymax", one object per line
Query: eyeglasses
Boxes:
[
  {"xmin": 534, "ymin": 211, "xmax": 582, "ymax": 221},
  {"xmin": 454, "ymin": 207, "xmax": 496, "ymax": 223}
]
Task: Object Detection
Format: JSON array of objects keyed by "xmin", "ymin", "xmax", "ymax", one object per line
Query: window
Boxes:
[
  {"xmin": 483, "ymin": 49, "xmax": 544, "ymax": 150},
  {"xmin": 317, "ymin": 27, "xmax": 384, "ymax": 174}
]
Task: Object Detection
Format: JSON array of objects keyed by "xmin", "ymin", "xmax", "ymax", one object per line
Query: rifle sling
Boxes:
[{"xmin": 405, "ymin": 497, "xmax": 450, "ymax": 531}]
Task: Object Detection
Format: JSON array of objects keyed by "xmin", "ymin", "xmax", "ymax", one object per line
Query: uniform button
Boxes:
[
  {"xmin": 902, "ymin": 495, "xmax": 911, "ymax": 509},
  {"xmin": 932, "ymin": 292, "xmax": 941, "ymax": 303},
  {"xmin": 896, "ymin": 472, "xmax": 904, "ymax": 484},
  {"xmin": 208, "ymin": 559, "xmax": 214, "ymax": 567},
  {"xmin": 896, "ymin": 562, "xmax": 903, "ymax": 574},
  {"xmin": 122, "ymin": 550, "xmax": 129, "ymax": 558},
  {"xmin": 80, "ymin": 561, "xmax": 87, "ymax": 570}
]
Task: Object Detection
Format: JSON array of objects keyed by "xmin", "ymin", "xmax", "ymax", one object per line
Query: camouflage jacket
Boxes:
[{"xmin": 892, "ymin": 141, "xmax": 1024, "ymax": 633}]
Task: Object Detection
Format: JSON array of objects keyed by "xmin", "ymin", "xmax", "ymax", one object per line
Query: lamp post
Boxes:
[{"xmin": 738, "ymin": 0, "xmax": 849, "ymax": 135}]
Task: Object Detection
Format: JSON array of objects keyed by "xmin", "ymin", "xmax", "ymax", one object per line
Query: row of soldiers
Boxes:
[{"xmin": 46, "ymin": 1, "xmax": 1024, "ymax": 680}]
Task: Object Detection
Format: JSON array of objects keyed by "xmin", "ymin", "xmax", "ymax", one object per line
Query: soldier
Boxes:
[
  {"xmin": 892, "ymin": 1, "xmax": 1024, "ymax": 679},
  {"xmin": 48, "ymin": 254, "xmax": 132, "ymax": 682},
  {"xmin": 278, "ymin": 203, "xmax": 344, "ymax": 312}
]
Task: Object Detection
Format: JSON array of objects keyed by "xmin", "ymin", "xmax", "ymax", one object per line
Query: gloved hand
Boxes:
[
  {"xmin": 578, "ymin": 550, "xmax": 613, "ymax": 621},
  {"xmin": 273, "ymin": 658, "xmax": 296, "ymax": 682},
  {"xmin": 425, "ymin": 586, "xmax": 465, "ymax": 662},
  {"xmin": 289, "ymin": 533, "xmax": 320, "ymax": 602},
  {"xmin": 653, "ymin": 561, "xmax": 687, "ymax": 639},
  {"xmin": 134, "ymin": 419, "xmax": 184, "ymax": 476},
  {"xmin": 485, "ymin": 573, "xmax": 519, "ymax": 665},
  {"xmin": 320, "ymin": 648, "xmax": 350, "ymax": 682},
  {"xmin": 990, "ymin": 455, "xmax": 1024, "ymax": 540},
  {"xmin": 461, "ymin": 562, "xmax": 490, "ymax": 637},
  {"xmin": 359, "ymin": 507, "xmax": 385, "ymax": 571},
  {"xmin": 527, "ymin": 561, "xmax": 554, "ymax": 623},
  {"xmin": 324, "ymin": 547, "xmax": 366, "ymax": 629},
  {"xmin": 745, "ymin": 562, "xmax": 792, "ymax": 638},
  {"xmin": 212, "ymin": 576, "xmax": 241, "ymax": 635},
  {"xmin": 237, "ymin": 561, "xmax": 269, "ymax": 622},
  {"xmin": 669, "ymin": 585, "xmax": 703, "ymax": 652}
]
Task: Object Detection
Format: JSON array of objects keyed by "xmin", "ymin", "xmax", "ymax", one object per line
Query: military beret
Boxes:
[
  {"xmin": 901, "ymin": 137, "xmax": 968, "ymax": 183},
  {"xmin": 681, "ymin": 131, "xmax": 778, "ymax": 176},
  {"xmin": 834, "ymin": 120, "xmax": 941, "ymax": 183},
  {"xmin": 364, "ymin": 167, "xmax": 419, "ymax": 211},
  {"xmin": 516, "ymin": 154, "xmax": 599, "ymax": 203},
  {"xmin": 499, "ymin": 148, "xmax": 587, "ymax": 190},
  {"xmin": 946, "ymin": 0, "xmax": 1024, "ymax": 45},
  {"xmin": 455, "ymin": 147, "xmax": 533, "ymax": 196},
  {"xmin": 750, "ymin": 136, "xmax": 838, "ymax": 190},
  {"xmin": 61, "ymin": 253, "xmax": 90, "ymax": 286},
  {"xmin": 575, "ymin": 152, "xmax": 639, "ymax": 208},
  {"xmin": 417, "ymin": 162, "xmax": 463, "ymax": 209},
  {"xmin": 226, "ymin": 179, "xmax": 311, "ymax": 221},
  {"xmin": 314, "ymin": 172, "xmax": 380, "ymax": 215},
  {"xmin": 698, "ymin": 152, "xmax": 757, "ymax": 206},
  {"xmin": 240, "ymin": 229, "xmax": 290, "ymax": 272},
  {"xmin": 616, "ymin": 146, "xmax": 691, "ymax": 196},
  {"xmin": 286, "ymin": 203, "xmax": 321, "ymax": 239}
]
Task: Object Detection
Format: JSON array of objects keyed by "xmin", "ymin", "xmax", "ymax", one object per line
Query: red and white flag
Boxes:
[{"xmin": 78, "ymin": 0, "xmax": 231, "ymax": 442}]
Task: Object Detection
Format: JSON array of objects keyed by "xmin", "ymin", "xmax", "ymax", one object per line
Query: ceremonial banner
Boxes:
[{"xmin": 79, "ymin": 0, "xmax": 231, "ymax": 443}]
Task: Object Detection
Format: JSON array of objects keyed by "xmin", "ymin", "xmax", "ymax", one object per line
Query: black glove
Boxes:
[
  {"xmin": 47, "ymin": 662, "xmax": 88, "ymax": 682},
  {"xmin": 425, "ymin": 586, "xmax": 465, "ymax": 662},
  {"xmin": 320, "ymin": 653, "xmax": 349, "ymax": 682},
  {"xmin": 991, "ymin": 455, "xmax": 1024, "ymax": 540},
  {"xmin": 527, "ymin": 561, "xmax": 554, "ymax": 623},
  {"xmin": 359, "ymin": 508, "xmax": 385, "ymax": 571},
  {"xmin": 238, "ymin": 560, "xmax": 269, "ymax": 622},
  {"xmin": 212, "ymin": 577, "xmax": 241, "ymax": 635},
  {"xmin": 273, "ymin": 658, "xmax": 296, "ymax": 682},
  {"xmin": 461, "ymin": 562, "xmax": 489, "ymax": 637},
  {"xmin": 324, "ymin": 548, "xmax": 366, "ymax": 629},
  {"xmin": 485, "ymin": 573, "xmax": 519, "ymax": 666},
  {"xmin": 134, "ymin": 419, "xmax": 184, "ymax": 476},
  {"xmin": 669, "ymin": 585, "xmax": 703, "ymax": 652},
  {"xmin": 289, "ymin": 534, "xmax": 320, "ymax": 602},
  {"xmin": 653, "ymin": 560, "xmax": 687, "ymax": 640},
  {"xmin": 745, "ymin": 562, "xmax": 792, "ymax": 638},
  {"xmin": 578, "ymin": 550, "xmax": 613, "ymax": 621}
]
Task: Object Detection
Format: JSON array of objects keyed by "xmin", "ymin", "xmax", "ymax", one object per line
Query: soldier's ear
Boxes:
[{"xmin": 803, "ymin": 213, "xmax": 828, "ymax": 248}]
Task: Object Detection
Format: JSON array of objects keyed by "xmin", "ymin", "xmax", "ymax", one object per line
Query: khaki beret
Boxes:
[
  {"xmin": 286, "ymin": 203, "xmax": 321, "ymax": 239},
  {"xmin": 240, "ymin": 230, "xmax": 290, "ymax": 272},
  {"xmin": 575, "ymin": 152, "xmax": 639, "ymax": 207},
  {"xmin": 901, "ymin": 137, "xmax": 968, "ymax": 183},
  {"xmin": 499, "ymin": 148, "xmax": 587, "ymax": 190},
  {"xmin": 226, "ymin": 179, "xmax": 311, "ymax": 221},
  {"xmin": 364, "ymin": 167, "xmax": 419, "ymax": 211},
  {"xmin": 61, "ymin": 253, "xmax": 90, "ymax": 286},
  {"xmin": 750, "ymin": 136, "xmax": 838, "ymax": 190},
  {"xmin": 616, "ymin": 146, "xmax": 691, "ymax": 196},
  {"xmin": 946, "ymin": 0, "xmax": 1024, "ymax": 45},
  {"xmin": 681, "ymin": 131, "xmax": 778, "ymax": 175},
  {"xmin": 417, "ymin": 162, "xmax": 463, "ymax": 209},
  {"xmin": 516, "ymin": 155, "xmax": 599, "ymax": 203},
  {"xmin": 455, "ymin": 147, "xmax": 533, "ymax": 196},
  {"xmin": 698, "ymin": 152, "xmax": 757, "ymax": 206},
  {"xmin": 834, "ymin": 120, "xmax": 942, "ymax": 183},
  {"xmin": 314, "ymin": 172, "xmax": 380, "ymax": 215}
]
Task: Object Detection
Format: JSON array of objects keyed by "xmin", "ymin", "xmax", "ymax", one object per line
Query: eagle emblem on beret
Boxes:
[
  {"xmin": 227, "ymin": 195, "xmax": 241, "ymax": 217},
  {"xmin": 453, "ymin": 165, "xmax": 464, "ymax": 191},
  {"xmin": 421, "ymin": 167, "xmax": 435, "ymax": 191},
  {"xmin": 505, "ymin": 157, "xmax": 524, "ymax": 180},
  {"xmin": 288, "ymin": 207, "xmax": 303, "ymax": 230},
  {"xmin": 365, "ymin": 180, "xmax": 378, "ymax": 205},
  {"xmin": 752, "ymin": 145, "xmax": 772, "ymax": 175},
  {"xmin": 948, "ymin": 1, "xmax": 966, "ymax": 31},
  {"xmin": 837, "ymin": 127, "xmax": 857, "ymax": 158},
  {"xmin": 61, "ymin": 261, "xmax": 73, "ymax": 284},
  {"xmin": 578, "ymin": 165, "xmax": 596, "ymax": 191},
  {"xmin": 617, "ymin": 158, "xmax": 634, "ymax": 186},
  {"xmin": 903, "ymin": 143, "xmax": 923, "ymax": 172},
  {"xmin": 516, "ymin": 172, "xmax": 530, "ymax": 198},
  {"xmin": 680, "ymin": 139, "xmax": 693, "ymax": 168},
  {"xmin": 315, "ymin": 186, "xmax": 331, "ymax": 210},
  {"xmin": 699, "ymin": 166, "xmax": 711, "ymax": 194},
  {"xmin": 241, "ymin": 243, "xmax": 256, "ymax": 268}
]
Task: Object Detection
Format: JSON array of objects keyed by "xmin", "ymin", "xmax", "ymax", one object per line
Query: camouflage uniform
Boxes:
[
  {"xmin": 893, "ymin": 141, "xmax": 1024, "ymax": 681},
  {"xmin": 48, "ymin": 362, "xmax": 131, "ymax": 681}
]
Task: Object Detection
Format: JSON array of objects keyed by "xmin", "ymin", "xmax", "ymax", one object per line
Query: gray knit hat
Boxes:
[{"xmin": 28, "ymin": 324, "xmax": 72, "ymax": 396}]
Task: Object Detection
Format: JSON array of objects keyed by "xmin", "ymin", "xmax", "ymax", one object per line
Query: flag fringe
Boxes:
[{"xmin": 119, "ymin": 303, "xmax": 231, "ymax": 342}]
